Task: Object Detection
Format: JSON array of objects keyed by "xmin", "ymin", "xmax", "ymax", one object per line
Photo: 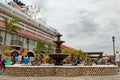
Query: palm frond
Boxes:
[
  {"xmin": 4, "ymin": 18, "xmax": 9, "ymax": 29},
  {"xmin": 9, "ymin": 29, "xmax": 17, "ymax": 34},
  {"xmin": 9, "ymin": 25, "xmax": 21, "ymax": 34},
  {"xmin": 7, "ymin": 18, "xmax": 19, "ymax": 27},
  {"xmin": 12, "ymin": 25, "xmax": 21, "ymax": 30}
]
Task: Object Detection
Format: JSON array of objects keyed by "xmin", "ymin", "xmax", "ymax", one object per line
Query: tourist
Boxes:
[
  {"xmin": 115, "ymin": 51, "xmax": 120, "ymax": 65},
  {"xmin": 31, "ymin": 55, "xmax": 41, "ymax": 66},
  {"xmin": 77, "ymin": 56, "xmax": 80, "ymax": 64},
  {"xmin": 40, "ymin": 54, "xmax": 44, "ymax": 64},
  {"xmin": 4, "ymin": 56, "xmax": 12, "ymax": 66},
  {"xmin": 102, "ymin": 59, "xmax": 108, "ymax": 65},
  {"xmin": 70, "ymin": 54, "xmax": 77, "ymax": 65},
  {"xmin": 0, "ymin": 58, "xmax": 5, "ymax": 67},
  {"xmin": 71, "ymin": 54, "xmax": 74, "ymax": 62},
  {"xmin": 84, "ymin": 53, "xmax": 92, "ymax": 66},
  {"xmin": 23, "ymin": 55, "xmax": 29, "ymax": 65},
  {"xmin": 29, "ymin": 56, "xmax": 35, "ymax": 65},
  {"xmin": 35, "ymin": 55, "xmax": 39, "ymax": 61},
  {"xmin": 47, "ymin": 57, "xmax": 51, "ymax": 64},
  {"xmin": 15, "ymin": 55, "xmax": 22, "ymax": 64}
]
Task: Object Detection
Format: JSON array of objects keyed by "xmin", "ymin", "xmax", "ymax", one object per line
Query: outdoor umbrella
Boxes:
[{"xmin": 27, "ymin": 50, "xmax": 34, "ymax": 57}]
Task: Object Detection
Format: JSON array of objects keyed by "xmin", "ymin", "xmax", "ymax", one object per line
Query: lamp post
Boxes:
[
  {"xmin": 112, "ymin": 36, "xmax": 115, "ymax": 62},
  {"xmin": 27, "ymin": 38, "xmax": 29, "ymax": 51}
]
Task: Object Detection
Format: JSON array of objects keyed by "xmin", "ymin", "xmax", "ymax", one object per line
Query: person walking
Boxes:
[{"xmin": 115, "ymin": 51, "xmax": 120, "ymax": 65}]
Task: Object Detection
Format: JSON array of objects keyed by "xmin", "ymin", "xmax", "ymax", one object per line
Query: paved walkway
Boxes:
[{"xmin": 0, "ymin": 72, "xmax": 120, "ymax": 80}]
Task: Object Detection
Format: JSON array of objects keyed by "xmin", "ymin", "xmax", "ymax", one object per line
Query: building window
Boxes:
[
  {"xmin": 11, "ymin": 34, "xmax": 17, "ymax": 40},
  {"xmin": 11, "ymin": 34, "xmax": 23, "ymax": 41},
  {"xmin": 30, "ymin": 39, "xmax": 35, "ymax": 46},
  {"xmin": 26, "ymin": 38, "xmax": 35, "ymax": 46},
  {"xmin": 26, "ymin": 38, "xmax": 29, "ymax": 44}
]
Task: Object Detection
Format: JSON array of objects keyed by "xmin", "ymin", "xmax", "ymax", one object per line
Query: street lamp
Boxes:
[
  {"xmin": 112, "ymin": 36, "xmax": 115, "ymax": 62},
  {"xmin": 27, "ymin": 38, "xmax": 29, "ymax": 51}
]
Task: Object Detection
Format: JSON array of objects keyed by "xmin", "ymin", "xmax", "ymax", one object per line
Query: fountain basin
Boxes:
[
  {"xmin": 4, "ymin": 64, "xmax": 118, "ymax": 77},
  {"xmin": 49, "ymin": 53, "xmax": 69, "ymax": 65}
]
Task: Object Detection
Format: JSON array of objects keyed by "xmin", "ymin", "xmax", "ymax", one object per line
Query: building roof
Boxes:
[
  {"xmin": 84, "ymin": 52, "xmax": 103, "ymax": 54},
  {"xmin": 0, "ymin": 21, "xmax": 4, "ymax": 28},
  {"xmin": 61, "ymin": 45, "xmax": 76, "ymax": 51},
  {"xmin": 84, "ymin": 52, "xmax": 103, "ymax": 58}
]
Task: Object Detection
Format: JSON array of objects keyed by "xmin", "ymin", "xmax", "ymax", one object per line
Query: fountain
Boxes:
[
  {"xmin": 49, "ymin": 33, "xmax": 69, "ymax": 65},
  {"xmin": 3, "ymin": 34, "xmax": 118, "ymax": 77}
]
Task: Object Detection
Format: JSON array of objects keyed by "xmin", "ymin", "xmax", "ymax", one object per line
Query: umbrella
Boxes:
[{"xmin": 27, "ymin": 50, "xmax": 34, "ymax": 57}]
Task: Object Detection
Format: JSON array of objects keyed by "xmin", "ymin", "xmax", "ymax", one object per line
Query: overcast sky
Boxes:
[{"xmin": 18, "ymin": 0, "xmax": 120, "ymax": 55}]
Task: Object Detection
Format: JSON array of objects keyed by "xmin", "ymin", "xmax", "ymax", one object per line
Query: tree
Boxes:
[
  {"xmin": 62, "ymin": 49, "xmax": 85, "ymax": 58},
  {"xmin": 62, "ymin": 49, "xmax": 74, "ymax": 55},
  {"xmin": 1, "ymin": 18, "xmax": 20, "ymax": 59},
  {"xmin": 33, "ymin": 41, "xmax": 52, "ymax": 54},
  {"xmin": 78, "ymin": 50, "xmax": 85, "ymax": 58},
  {"xmin": 62, "ymin": 49, "xmax": 77, "ymax": 56}
]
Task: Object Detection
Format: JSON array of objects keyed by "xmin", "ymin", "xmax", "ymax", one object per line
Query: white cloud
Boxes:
[{"xmin": 19, "ymin": 0, "xmax": 120, "ymax": 55}]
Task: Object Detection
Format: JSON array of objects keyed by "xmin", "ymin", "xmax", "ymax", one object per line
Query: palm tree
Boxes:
[{"xmin": 1, "ymin": 18, "xmax": 21, "ymax": 59}]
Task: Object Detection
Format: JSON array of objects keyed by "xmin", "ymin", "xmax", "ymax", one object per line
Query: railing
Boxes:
[
  {"xmin": 0, "ymin": 2, "xmax": 58, "ymax": 35},
  {"xmin": 11, "ymin": 40, "xmax": 23, "ymax": 46}
]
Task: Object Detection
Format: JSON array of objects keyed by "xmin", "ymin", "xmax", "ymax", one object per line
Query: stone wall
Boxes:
[
  {"xmin": 118, "ymin": 62, "xmax": 120, "ymax": 69},
  {"xmin": 4, "ymin": 66, "xmax": 118, "ymax": 77}
]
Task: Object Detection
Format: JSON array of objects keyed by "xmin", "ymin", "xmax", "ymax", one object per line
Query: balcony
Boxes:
[
  {"xmin": 11, "ymin": 40, "xmax": 23, "ymax": 47},
  {"xmin": 0, "ymin": 36, "xmax": 3, "ymax": 43}
]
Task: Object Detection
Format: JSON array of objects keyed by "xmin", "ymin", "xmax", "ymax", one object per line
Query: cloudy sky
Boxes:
[{"xmin": 17, "ymin": 0, "xmax": 120, "ymax": 55}]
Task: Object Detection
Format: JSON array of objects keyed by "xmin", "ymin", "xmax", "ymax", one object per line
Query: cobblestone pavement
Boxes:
[
  {"xmin": 0, "ymin": 72, "xmax": 120, "ymax": 80},
  {"xmin": 0, "ymin": 74, "xmax": 120, "ymax": 80}
]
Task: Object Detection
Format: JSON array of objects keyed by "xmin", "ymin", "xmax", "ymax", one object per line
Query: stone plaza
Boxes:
[{"xmin": 0, "ymin": 72, "xmax": 120, "ymax": 80}]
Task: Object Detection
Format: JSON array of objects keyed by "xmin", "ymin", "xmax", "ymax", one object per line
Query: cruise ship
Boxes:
[{"xmin": 0, "ymin": 0, "xmax": 75, "ymax": 53}]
